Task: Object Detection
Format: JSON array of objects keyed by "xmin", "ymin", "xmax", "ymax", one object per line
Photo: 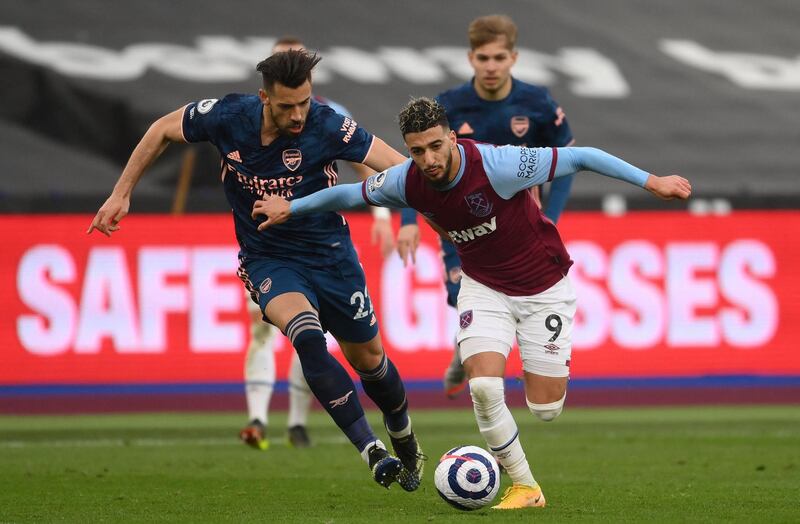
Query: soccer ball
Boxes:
[{"xmin": 434, "ymin": 445, "xmax": 501, "ymax": 510}]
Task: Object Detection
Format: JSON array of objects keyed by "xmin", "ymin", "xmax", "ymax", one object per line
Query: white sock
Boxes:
[
  {"xmin": 385, "ymin": 417, "xmax": 412, "ymax": 439},
  {"xmin": 359, "ymin": 439, "xmax": 384, "ymax": 464},
  {"xmin": 287, "ymin": 351, "xmax": 313, "ymax": 428},
  {"xmin": 245, "ymin": 322, "xmax": 276, "ymax": 425},
  {"xmin": 469, "ymin": 376, "xmax": 536, "ymax": 487}
]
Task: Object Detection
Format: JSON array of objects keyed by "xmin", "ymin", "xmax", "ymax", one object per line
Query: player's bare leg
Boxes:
[
  {"xmin": 523, "ymin": 373, "xmax": 568, "ymax": 422},
  {"xmin": 341, "ymin": 335, "xmax": 425, "ymax": 492},
  {"xmin": 462, "ymin": 343, "xmax": 545, "ymax": 510},
  {"xmin": 266, "ymin": 293, "xmax": 402, "ymax": 488}
]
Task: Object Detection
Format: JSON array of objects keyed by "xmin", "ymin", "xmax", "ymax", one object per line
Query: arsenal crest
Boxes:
[
  {"xmin": 510, "ymin": 116, "xmax": 530, "ymax": 138},
  {"xmin": 459, "ymin": 310, "xmax": 473, "ymax": 329},
  {"xmin": 465, "ymin": 192, "xmax": 493, "ymax": 217},
  {"xmin": 282, "ymin": 149, "xmax": 302, "ymax": 172}
]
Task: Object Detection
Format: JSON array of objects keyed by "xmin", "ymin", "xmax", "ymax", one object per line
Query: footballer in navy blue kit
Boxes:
[
  {"xmin": 235, "ymin": 36, "xmax": 396, "ymax": 454},
  {"xmin": 182, "ymin": 94, "xmax": 376, "ymax": 338},
  {"xmin": 88, "ymin": 50, "xmax": 424, "ymax": 492},
  {"xmin": 396, "ymin": 15, "xmax": 576, "ymax": 399}
]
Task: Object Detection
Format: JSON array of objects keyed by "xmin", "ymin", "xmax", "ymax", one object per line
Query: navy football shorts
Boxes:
[{"xmin": 238, "ymin": 251, "xmax": 378, "ymax": 344}]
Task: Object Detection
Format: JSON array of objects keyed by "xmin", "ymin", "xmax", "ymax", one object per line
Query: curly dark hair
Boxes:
[
  {"xmin": 256, "ymin": 49, "xmax": 321, "ymax": 91},
  {"xmin": 398, "ymin": 97, "xmax": 450, "ymax": 136}
]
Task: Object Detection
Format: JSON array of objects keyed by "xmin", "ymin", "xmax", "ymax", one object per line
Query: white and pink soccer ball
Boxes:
[{"xmin": 434, "ymin": 445, "xmax": 501, "ymax": 510}]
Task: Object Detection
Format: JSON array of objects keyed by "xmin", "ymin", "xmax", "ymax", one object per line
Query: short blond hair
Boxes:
[{"xmin": 468, "ymin": 15, "xmax": 517, "ymax": 50}]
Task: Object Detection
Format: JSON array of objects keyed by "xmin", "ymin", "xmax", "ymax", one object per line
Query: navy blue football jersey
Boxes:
[
  {"xmin": 182, "ymin": 95, "xmax": 373, "ymax": 264},
  {"xmin": 436, "ymin": 78, "xmax": 573, "ymax": 148}
]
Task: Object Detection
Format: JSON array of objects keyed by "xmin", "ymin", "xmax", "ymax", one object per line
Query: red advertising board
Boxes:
[{"xmin": 1, "ymin": 212, "xmax": 798, "ymax": 385}]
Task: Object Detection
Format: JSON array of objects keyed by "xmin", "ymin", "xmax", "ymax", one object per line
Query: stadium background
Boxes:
[{"xmin": 1, "ymin": 0, "xmax": 799, "ymax": 413}]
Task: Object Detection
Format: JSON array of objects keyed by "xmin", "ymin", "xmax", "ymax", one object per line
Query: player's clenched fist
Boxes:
[
  {"xmin": 252, "ymin": 195, "xmax": 291, "ymax": 230},
  {"xmin": 644, "ymin": 174, "xmax": 692, "ymax": 200}
]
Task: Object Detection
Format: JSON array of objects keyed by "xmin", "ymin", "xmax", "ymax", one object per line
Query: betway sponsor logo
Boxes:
[
  {"xmin": 447, "ymin": 217, "xmax": 497, "ymax": 244},
  {"xmin": 0, "ymin": 27, "xmax": 630, "ymax": 98}
]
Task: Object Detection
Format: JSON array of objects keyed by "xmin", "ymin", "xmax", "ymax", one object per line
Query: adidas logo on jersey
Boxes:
[
  {"xmin": 457, "ymin": 122, "xmax": 474, "ymax": 135},
  {"xmin": 226, "ymin": 150, "xmax": 241, "ymax": 162},
  {"xmin": 447, "ymin": 216, "xmax": 497, "ymax": 244}
]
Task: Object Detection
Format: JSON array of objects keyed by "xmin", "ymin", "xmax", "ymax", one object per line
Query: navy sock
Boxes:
[
  {"xmin": 356, "ymin": 354, "xmax": 410, "ymax": 433},
  {"xmin": 287, "ymin": 312, "xmax": 376, "ymax": 451}
]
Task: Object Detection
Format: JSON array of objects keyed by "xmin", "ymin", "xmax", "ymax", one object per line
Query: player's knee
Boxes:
[
  {"xmin": 526, "ymin": 393, "xmax": 566, "ymax": 422},
  {"xmin": 468, "ymin": 376, "xmax": 504, "ymax": 408},
  {"xmin": 286, "ymin": 312, "xmax": 328, "ymax": 377}
]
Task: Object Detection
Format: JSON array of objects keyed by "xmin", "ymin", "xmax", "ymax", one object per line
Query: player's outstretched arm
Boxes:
[
  {"xmin": 252, "ymin": 183, "xmax": 366, "ymax": 231},
  {"xmin": 558, "ymin": 147, "xmax": 691, "ymax": 200},
  {"xmin": 87, "ymin": 107, "xmax": 187, "ymax": 236}
]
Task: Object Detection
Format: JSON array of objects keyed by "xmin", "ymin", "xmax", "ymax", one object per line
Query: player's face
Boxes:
[
  {"xmin": 260, "ymin": 80, "xmax": 312, "ymax": 137},
  {"xmin": 405, "ymin": 126, "xmax": 458, "ymax": 188},
  {"xmin": 468, "ymin": 38, "xmax": 517, "ymax": 98}
]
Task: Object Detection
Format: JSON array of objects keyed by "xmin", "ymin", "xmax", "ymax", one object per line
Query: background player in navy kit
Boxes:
[
  {"xmin": 251, "ymin": 97, "xmax": 690, "ymax": 509},
  {"xmin": 239, "ymin": 36, "xmax": 395, "ymax": 452},
  {"xmin": 395, "ymin": 15, "xmax": 576, "ymax": 398},
  {"xmin": 87, "ymin": 50, "xmax": 423, "ymax": 491}
]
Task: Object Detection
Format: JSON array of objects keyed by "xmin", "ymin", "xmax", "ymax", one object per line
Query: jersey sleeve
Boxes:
[
  {"xmin": 534, "ymin": 90, "xmax": 573, "ymax": 147},
  {"xmin": 318, "ymin": 105, "xmax": 375, "ymax": 164},
  {"xmin": 481, "ymin": 143, "xmax": 651, "ymax": 199},
  {"xmin": 181, "ymin": 98, "xmax": 225, "ymax": 145},
  {"xmin": 361, "ymin": 162, "xmax": 411, "ymax": 208},
  {"xmin": 477, "ymin": 143, "xmax": 558, "ymax": 199}
]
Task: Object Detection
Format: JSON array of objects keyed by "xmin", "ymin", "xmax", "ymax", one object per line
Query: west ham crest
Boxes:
[
  {"xmin": 510, "ymin": 116, "xmax": 530, "ymax": 138},
  {"xmin": 459, "ymin": 310, "xmax": 473, "ymax": 329},
  {"xmin": 465, "ymin": 192, "xmax": 493, "ymax": 217},
  {"xmin": 282, "ymin": 149, "xmax": 302, "ymax": 172}
]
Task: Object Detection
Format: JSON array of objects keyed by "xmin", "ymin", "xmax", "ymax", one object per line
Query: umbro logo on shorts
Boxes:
[
  {"xmin": 460, "ymin": 310, "xmax": 473, "ymax": 329},
  {"xmin": 544, "ymin": 343, "xmax": 560, "ymax": 354}
]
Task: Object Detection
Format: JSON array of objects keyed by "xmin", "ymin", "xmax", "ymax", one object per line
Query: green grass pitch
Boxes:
[{"xmin": 1, "ymin": 406, "xmax": 798, "ymax": 523}]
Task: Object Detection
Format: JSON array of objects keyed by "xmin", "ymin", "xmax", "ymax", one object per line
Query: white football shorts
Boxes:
[{"xmin": 456, "ymin": 274, "xmax": 577, "ymax": 378}]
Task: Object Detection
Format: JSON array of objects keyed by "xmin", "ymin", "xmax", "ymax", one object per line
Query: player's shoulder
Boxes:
[
  {"xmin": 313, "ymin": 95, "xmax": 352, "ymax": 118},
  {"xmin": 510, "ymin": 79, "xmax": 557, "ymax": 107},
  {"xmin": 189, "ymin": 93, "xmax": 257, "ymax": 120},
  {"xmin": 308, "ymin": 99, "xmax": 341, "ymax": 125},
  {"xmin": 436, "ymin": 81, "xmax": 476, "ymax": 108}
]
